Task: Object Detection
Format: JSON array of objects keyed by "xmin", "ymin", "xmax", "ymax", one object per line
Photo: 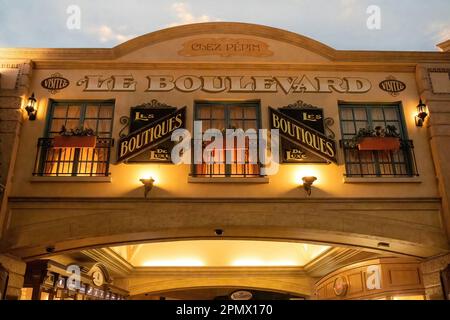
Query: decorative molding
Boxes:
[
  {"xmin": 187, "ymin": 177, "xmax": 269, "ymax": 184},
  {"xmin": 31, "ymin": 61, "xmax": 420, "ymax": 73},
  {"xmin": 427, "ymin": 68, "xmax": 450, "ymax": 95},
  {"xmin": 30, "ymin": 176, "xmax": 112, "ymax": 183},
  {"xmin": 118, "ymin": 116, "xmax": 130, "ymax": 138},
  {"xmin": 133, "ymin": 99, "xmax": 172, "ymax": 109},
  {"xmin": 304, "ymin": 247, "xmax": 381, "ymax": 277},
  {"xmin": 344, "ymin": 177, "xmax": 422, "ymax": 183},
  {"xmin": 130, "ymin": 266, "xmax": 307, "ymax": 277},
  {"xmin": 7, "ymin": 196, "xmax": 442, "ymax": 204},
  {"xmin": 281, "ymin": 100, "xmax": 318, "ymax": 109},
  {"xmin": 324, "ymin": 117, "xmax": 335, "ymax": 139},
  {"xmin": 81, "ymin": 248, "xmax": 133, "ymax": 277},
  {"xmin": 0, "ymin": 63, "xmax": 20, "ymax": 69}
]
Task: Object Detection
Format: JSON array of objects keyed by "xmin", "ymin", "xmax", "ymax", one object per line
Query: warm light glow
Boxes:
[
  {"xmin": 231, "ymin": 258, "xmax": 298, "ymax": 267},
  {"xmin": 111, "ymin": 240, "xmax": 331, "ymax": 267},
  {"xmin": 139, "ymin": 171, "xmax": 158, "ymax": 184},
  {"xmin": 294, "ymin": 166, "xmax": 321, "ymax": 185},
  {"xmin": 392, "ymin": 295, "xmax": 425, "ymax": 300},
  {"xmin": 143, "ymin": 258, "xmax": 205, "ymax": 267}
]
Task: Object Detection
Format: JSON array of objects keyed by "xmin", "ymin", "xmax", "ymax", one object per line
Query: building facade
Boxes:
[{"xmin": 0, "ymin": 22, "xmax": 450, "ymax": 300}]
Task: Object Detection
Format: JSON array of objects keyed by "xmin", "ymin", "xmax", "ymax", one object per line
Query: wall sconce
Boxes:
[
  {"xmin": 24, "ymin": 92, "xmax": 37, "ymax": 120},
  {"xmin": 140, "ymin": 177, "xmax": 155, "ymax": 198},
  {"xmin": 415, "ymin": 99, "xmax": 428, "ymax": 127},
  {"xmin": 302, "ymin": 176, "xmax": 317, "ymax": 196}
]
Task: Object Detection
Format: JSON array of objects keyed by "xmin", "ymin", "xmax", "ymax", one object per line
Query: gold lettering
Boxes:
[
  {"xmin": 294, "ymin": 75, "xmax": 317, "ymax": 92},
  {"xmin": 146, "ymin": 76, "xmax": 175, "ymax": 91},
  {"xmin": 175, "ymin": 75, "xmax": 202, "ymax": 92},
  {"xmin": 202, "ymin": 76, "xmax": 227, "ymax": 92},
  {"xmin": 128, "ymin": 137, "xmax": 136, "ymax": 153},
  {"xmin": 275, "ymin": 77, "xmax": 298, "ymax": 94},
  {"xmin": 228, "ymin": 76, "xmax": 254, "ymax": 92},
  {"xmin": 252, "ymin": 76, "xmax": 277, "ymax": 92},
  {"xmin": 120, "ymin": 141, "xmax": 129, "ymax": 158},
  {"xmin": 317, "ymin": 77, "xmax": 347, "ymax": 93},
  {"xmin": 112, "ymin": 75, "xmax": 136, "ymax": 91},
  {"xmin": 326, "ymin": 142, "xmax": 335, "ymax": 157}
]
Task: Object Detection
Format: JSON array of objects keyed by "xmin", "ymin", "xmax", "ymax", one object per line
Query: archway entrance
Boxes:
[{"xmin": 20, "ymin": 238, "xmax": 412, "ymax": 300}]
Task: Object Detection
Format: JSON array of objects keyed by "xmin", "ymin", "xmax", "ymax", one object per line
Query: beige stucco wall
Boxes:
[
  {"xmin": 7, "ymin": 70, "xmax": 439, "ymax": 200},
  {"xmin": 0, "ymin": 23, "xmax": 449, "ymax": 266}
]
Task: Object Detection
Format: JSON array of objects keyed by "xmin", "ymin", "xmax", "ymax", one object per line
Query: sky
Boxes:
[{"xmin": 0, "ymin": 0, "xmax": 449, "ymax": 51}]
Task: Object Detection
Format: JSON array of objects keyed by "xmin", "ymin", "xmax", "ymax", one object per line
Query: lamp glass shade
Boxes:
[{"xmin": 417, "ymin": 99, "xmax": 427, "ymax": 115}]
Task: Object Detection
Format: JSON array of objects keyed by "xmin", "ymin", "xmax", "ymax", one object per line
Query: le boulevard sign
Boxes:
[
  {"xmin": 76, "ymin": 74, "xmax": 372, "ymax": 94},
  {"xmin": 269, "ymin": 107, "xmax": 337, "ymax": 164},
  {"xmin": 117, "ymin": 107, "xmax": 186, "ymax": 163}
]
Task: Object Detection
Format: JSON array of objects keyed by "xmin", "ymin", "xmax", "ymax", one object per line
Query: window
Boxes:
[
  {"xmin": 34, "ymin": 101, "xmax": 114, "ymax": 177},
  {"xmin": 339, "ymin": 103, "xmax": 418, "ymax": 177},
  {"xmin": 192, "ymin": 101, "xmax": 261, "ymax": 177}
]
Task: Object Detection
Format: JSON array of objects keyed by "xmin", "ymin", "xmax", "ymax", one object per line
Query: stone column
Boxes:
[
  {"xmin": 0, "ymin": 60, "xmax": 32, "ymax": 299},
  {"xmin": 416, "ymin": 63, "xmax": 450, "ymax": 300},
  {"xmin": 421, "ymin": 253, "xmax": 450, "ymax": 300},
  {"xmin": 0, "ymin": 254, "xmax": 26, "ymax": 299},
  {"xmin": 0, "ymin": 60, "xmax": 31, "ymax": 238},
  {"xmin": 416, "ymin": 64, "xmax": 450, "ymax": 239}
]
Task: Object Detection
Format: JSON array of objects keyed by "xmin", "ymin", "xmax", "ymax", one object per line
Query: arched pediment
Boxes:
[{"xmin": 112, "ymin": 22, "xmax": 336, "ymax": 63}]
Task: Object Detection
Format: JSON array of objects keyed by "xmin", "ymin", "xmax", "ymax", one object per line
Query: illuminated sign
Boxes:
[
  {"xmin": 117, "ymin": 107, "xmax": 186, "ymax": 163},
  {"xmin": 269, "ymin": 107, "xmax": 337, "ymax": 164}
]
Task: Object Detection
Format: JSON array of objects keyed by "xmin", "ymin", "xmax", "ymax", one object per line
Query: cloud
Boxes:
[
  {"xmin": 339, "ymin": 0, "xmax": 357, "ymax": 19},
  {"xmin": 426, "ymin": 21, "xmax": 450, "ymax": 44},
  {"xmin": 168, "ymin": 2, "xmax": 220, "ymax": 27},
  {"xmin": 90, "ymin": 25, "xmax": 136, "ymax": 44}
]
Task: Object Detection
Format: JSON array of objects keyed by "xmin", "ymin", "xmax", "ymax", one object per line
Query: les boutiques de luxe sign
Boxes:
[
  {"xmin": 117, "ymin": 106, "xmax": 186, "ymax": 163},
  {"xmin": 118, "ymin": 100, "xmax": 337, "ymax": 165},
  {"xmin": 269, "ymin": 106, "xmax": 337, "ymax": 164}
]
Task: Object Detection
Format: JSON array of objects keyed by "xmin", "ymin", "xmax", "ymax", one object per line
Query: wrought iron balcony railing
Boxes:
[
  {"xmin": 340, "ymin": 139, "xmax": 419, "ymax": 177},
  {"xmin": 33, "ymin": 138, "xmax": 113, "ymax": 177},
  {"xmin": 190, "ymin": 138, "xmax": 263, "ymax": 178}
]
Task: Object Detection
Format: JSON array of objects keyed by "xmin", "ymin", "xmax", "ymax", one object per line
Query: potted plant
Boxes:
[
  {"xmin": 354, "ymin": 125, "xmax": 401, "ymax": 151},
  {"xmin": 53, "ymin": 125, "xmax": 97, "ymax": 148}
]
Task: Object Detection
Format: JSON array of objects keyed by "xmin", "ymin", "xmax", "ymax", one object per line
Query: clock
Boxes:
[{"xmin": 92, "ymin": 270, "xmax": 104, "ymax": 287}]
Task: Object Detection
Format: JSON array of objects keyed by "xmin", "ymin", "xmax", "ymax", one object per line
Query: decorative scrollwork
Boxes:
[
  {"xmin": 324, "ymin": 117, "xmax": 335, "ymax": 139},
  {"xmin": 282, "ymin": 100, "xmax": 319, "ymax": 109},
  {"xmin": 119, "ymin": 116, "xmax": 130, "ymax": 138},
  {"xmin": 134, "ymin": 99, "xmax": 173, "ymax": 109}
]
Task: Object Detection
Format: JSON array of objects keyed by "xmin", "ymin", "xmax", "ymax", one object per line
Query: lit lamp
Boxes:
[
  {"xmin": 24, "ymin": 92, "xmax": 37, "ymax": 120},
  {"xmin": 302, "ymin": 176, "xmax": 317, "ymax": 196},
  {"xmin": 140, "ymin": 177, "xmax": 155, "ymax": 198},
  {"xmin": 415, "ymin": 99, "xmax": 428, "ymax": 127}
]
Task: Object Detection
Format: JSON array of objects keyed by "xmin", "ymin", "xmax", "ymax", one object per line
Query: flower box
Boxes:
[
  {"xmin": 53, "ymin": 136, "xmax": 97, "ymax": 148},
  {"xmin": 357, "ymin": 137, "xmax": 400, "ymax": 151}
]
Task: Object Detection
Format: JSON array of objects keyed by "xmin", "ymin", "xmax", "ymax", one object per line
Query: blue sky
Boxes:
[{"xmin": 0, "ymin": 0, "xmax": 449, "ymax": 51}]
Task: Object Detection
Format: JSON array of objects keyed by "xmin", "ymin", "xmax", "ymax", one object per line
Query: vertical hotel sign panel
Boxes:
[
  {"xmin": 117, "ymin": 107, "xmax": 186, "ymax": 163},
  {"xmin": 269, "ymin": 107, "xmax": 337, "ymax": 164}
]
